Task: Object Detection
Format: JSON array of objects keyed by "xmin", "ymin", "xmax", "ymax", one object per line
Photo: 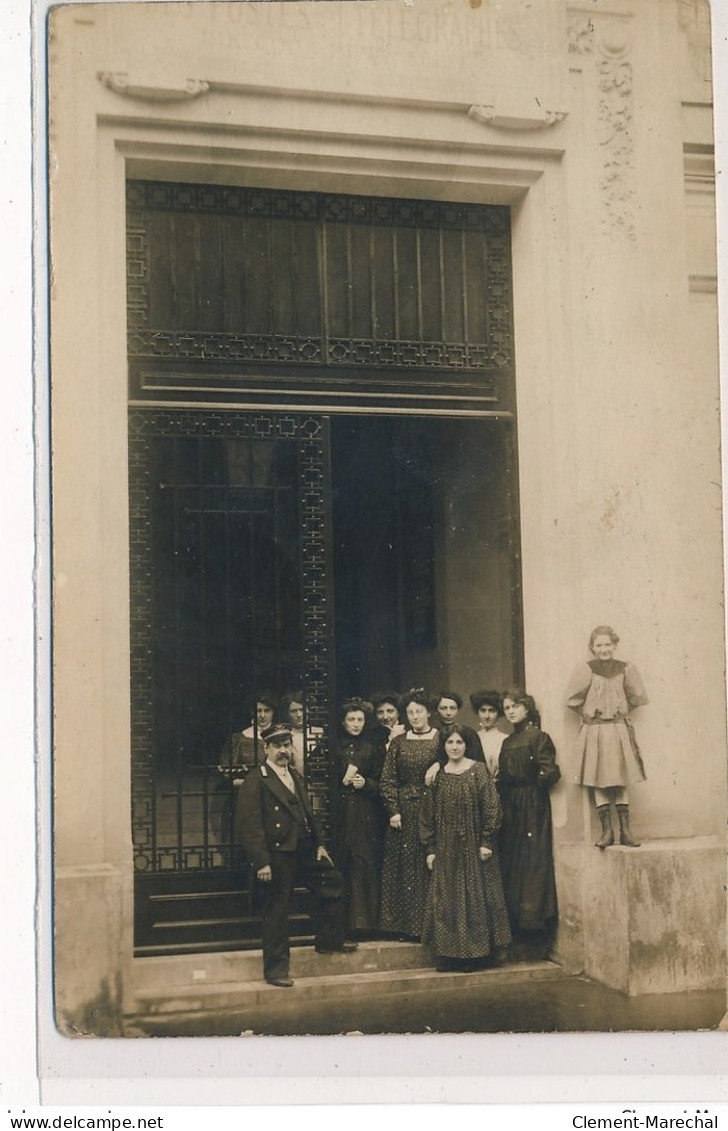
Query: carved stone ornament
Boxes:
[
  {"xmin": 567, "ymin": 13, "xmax": 635, "ymax": 241},
  {"xmin": 567, "ymin": 17, "xmax": 596, "ymax": 55},
  {"xmin": 98, "ymin": 72, "xmax": 210, "ymax": 102},
  {"xmin": 468, "ymin": 104, "xmax": 567, "ymax": 130}
]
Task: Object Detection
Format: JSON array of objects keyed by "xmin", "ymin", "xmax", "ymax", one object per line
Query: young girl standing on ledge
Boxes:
[{"xmin": 566, "ymin": 625, "xmax": 648, "ymax": 849}]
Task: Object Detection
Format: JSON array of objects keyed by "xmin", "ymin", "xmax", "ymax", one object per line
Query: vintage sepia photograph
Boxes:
[{"xmin": 47, "ymin": 0, "xmax": 727, "ymax": 1046}]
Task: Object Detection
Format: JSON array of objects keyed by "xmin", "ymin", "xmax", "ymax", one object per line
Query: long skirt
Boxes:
[
  {"xmin": 379, "ymin": 792, "xmax": 430, "ymax": 938},
  {"xmin": 421, "ymin": 849, "xmax": 511, "ymax": 960}
]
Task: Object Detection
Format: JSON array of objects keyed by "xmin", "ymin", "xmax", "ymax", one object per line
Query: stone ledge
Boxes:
[
  {"xmin": 555, "ymin": 836, "xmax": 726, "ymax": 996},
  {"xmin": 132, "ymin": 939, "xmax": 432, "ymax": 992}
]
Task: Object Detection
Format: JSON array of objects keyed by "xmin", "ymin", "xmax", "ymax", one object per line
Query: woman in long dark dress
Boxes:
[
  {"xmin": 379, "ymin": 688, "xmax": 440, "ymax": 939},
  {"xmin": 420, "ymin": 724, "xmax": 511, "ymax": 971},
  {"xmin": 333, "ymin": 697, "xmax": 386, "ymax": 936},
  {"xmin": 498, "ymin": 688, "xmax": 560, "ymax": 953}
]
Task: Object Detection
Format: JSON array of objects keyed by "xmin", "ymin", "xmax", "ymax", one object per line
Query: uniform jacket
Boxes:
[{"xmin": 236, "ymin": 762, "xmax": 326, "ymax": 870}]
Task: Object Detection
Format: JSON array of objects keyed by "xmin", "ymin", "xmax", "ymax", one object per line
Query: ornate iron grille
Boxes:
[
  {"xmin": 129, "ymin": 409, "xmax": 333, "ymax": 876},
  {"xmin": 126, "ymin": 182, "xmax": 514, "ymax": 409}
]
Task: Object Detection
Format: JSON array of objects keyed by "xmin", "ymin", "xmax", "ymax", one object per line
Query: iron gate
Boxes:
[{"xmin": 129, "ymin": 409, "xmax": 333, "ymax": 953}]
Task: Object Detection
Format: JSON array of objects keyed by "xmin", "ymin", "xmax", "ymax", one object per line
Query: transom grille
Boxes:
[{"xmin": 127, "ymin": 182, "xmax": 514, "ymax": 410}]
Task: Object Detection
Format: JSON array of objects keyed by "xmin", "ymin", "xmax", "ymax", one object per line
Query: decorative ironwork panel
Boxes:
[
  {"xmin": 483, "ymin": 208, "xmax": 513, "ymax": 370},
  {"xmin": 126, "ymin": 181, "xmax": 513, "ymax": 406},
  {"xmin": 129, "ymin": 409, "xmax": 333, "ymax": 873},
  {"xmin": 128, "ymin": 413, "xmax": 157, "ymax": 874},
  {"xmin": 127, "ymin": 180, "xmax": 506, "ymax": 231},
  {"xmin": 298, "ymin": 419, "xmax": 333, "ymax": 824},
  {"xmin": 128, "ymin": 331, "xmax": 324, "ymax": 365},
  {"xmin": 126, "ymin": 213, "xmax": 149, "ymax": 330}
]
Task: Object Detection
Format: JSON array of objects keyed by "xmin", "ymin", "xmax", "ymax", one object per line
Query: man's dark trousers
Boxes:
[{"xmin": 262, "ymin": 835, "xmax": 346, "ymax": 982}]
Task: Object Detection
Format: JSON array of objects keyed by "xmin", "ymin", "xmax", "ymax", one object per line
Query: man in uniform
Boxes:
[{"xmin": 236, "ymin": 723, "xmax": 357, "ymax": 987}]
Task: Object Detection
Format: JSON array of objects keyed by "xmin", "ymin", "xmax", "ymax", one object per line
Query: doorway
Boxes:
[
  {"xmin": 127, "ymin": 179, "xmax": 520, "ymax": 953},
  {"xmin": 130, "ymin": 409, "xmax": 522, "ymax": 954}
]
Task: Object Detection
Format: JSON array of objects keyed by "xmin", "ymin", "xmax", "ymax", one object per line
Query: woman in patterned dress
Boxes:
[
  {"xmin": 420, "ymin": 724, "xmax": 511, "ymax": 971},
  {"xmin": 498, "ymin": 689, "xmax": 560, "ymax": 952},
  {"xmin": 379, "ymin": 688, "xmax": 440, "ymax": 939}
]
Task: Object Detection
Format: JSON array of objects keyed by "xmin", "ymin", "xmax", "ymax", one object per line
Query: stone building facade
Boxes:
[{"xmin": 49, "ymin": 0, "xmax": 725, "ymax": 1032}]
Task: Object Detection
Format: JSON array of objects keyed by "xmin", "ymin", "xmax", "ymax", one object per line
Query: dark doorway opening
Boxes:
[
  {"xmin": 331, "ymin": 415, "xmax": 523, "ymax": 710},
  {"xmin": 332, "ymin": 417, "xmax": 403, "ymax": 699}
]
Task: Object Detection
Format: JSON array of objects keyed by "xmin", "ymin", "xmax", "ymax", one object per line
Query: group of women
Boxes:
[
  {"xmin": 332, "ymin": 686, "xmax": 561, "ymax": 972},
  {"xmin": 223, "ymin": 623, "xmax": 646, "ymax": 971}
]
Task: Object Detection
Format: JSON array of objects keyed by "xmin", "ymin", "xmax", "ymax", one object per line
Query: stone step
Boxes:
[
  {"xmin": 132, "ymin": 940, "xmax": 432, "ymax": 992},
  {"xmin": 131, "ymin": 957, "xmax": 565, "ymax": 1022}
]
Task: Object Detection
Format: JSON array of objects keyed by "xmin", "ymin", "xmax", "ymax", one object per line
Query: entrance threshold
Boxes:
[{"xmin": 128, "ymin": 941, "xmax": 563, "ymax": 1034}]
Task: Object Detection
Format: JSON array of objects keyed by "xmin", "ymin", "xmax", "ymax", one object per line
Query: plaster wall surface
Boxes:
[{"xmin": 54, "ymin": 865, "xmax": 130, "ymax": 1035}]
